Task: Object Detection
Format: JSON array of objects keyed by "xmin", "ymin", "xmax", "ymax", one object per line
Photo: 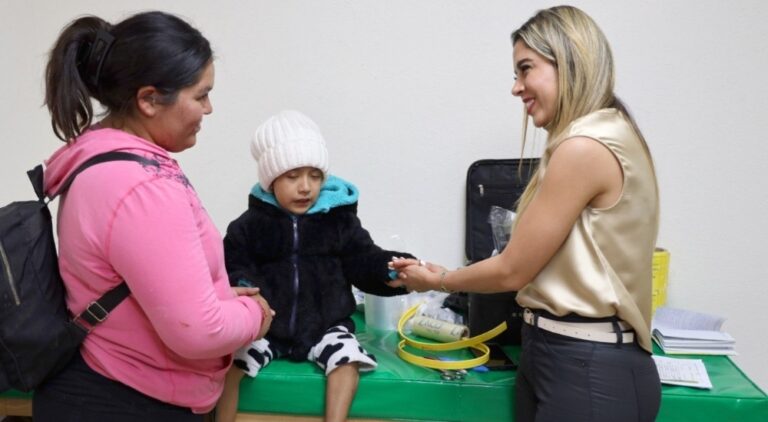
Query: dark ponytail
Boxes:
[
  {"xmin": 45, "ymin": 11, "xmax": 212, "ymax": 142},
  {"xmin": 45, "ymin": 17, "xmax": 111, "ymax": 142}
]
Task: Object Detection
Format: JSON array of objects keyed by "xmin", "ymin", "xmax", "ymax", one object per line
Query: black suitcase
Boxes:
[{"xmin": 464, "ymin": 158, "xmax": 539, "ymax": 345}]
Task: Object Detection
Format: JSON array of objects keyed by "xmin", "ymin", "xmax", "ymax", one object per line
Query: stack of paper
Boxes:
[
  {"xmin": 652, "ymin": 355, "xmax": 712, "ymax": 389},
  {"xmin": 651, "ymin": 307, "xmax": 736, "ymax": 355}
]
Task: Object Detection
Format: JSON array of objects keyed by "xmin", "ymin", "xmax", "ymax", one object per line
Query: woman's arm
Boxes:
[
  {"xmin": 390, "ymin": 136, "xmax": 622, "ymax": 293},
  {"xmin": 108, "ymin": 180, "xmax": 263, "ymax": 359}
]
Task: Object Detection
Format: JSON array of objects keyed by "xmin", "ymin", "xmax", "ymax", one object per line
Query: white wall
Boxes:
[{"xmin": 2, "ymin": 0, "xmax": 767, "ymax": 392}]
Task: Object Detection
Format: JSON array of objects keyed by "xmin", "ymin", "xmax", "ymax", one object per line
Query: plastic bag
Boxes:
[{"xmin": 488, "ymin": 205, "xmax": 516, "ymax": 255}]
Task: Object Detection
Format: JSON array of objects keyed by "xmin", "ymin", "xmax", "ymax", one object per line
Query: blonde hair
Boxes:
[{"xmin": 511, "ymin": 5, "xmax": 655, "ymax": 218}]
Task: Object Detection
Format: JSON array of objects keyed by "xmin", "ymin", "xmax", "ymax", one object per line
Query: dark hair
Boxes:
[{"xmin": 45, "ymin": 11, "xmax": 212, "ymax": 142}]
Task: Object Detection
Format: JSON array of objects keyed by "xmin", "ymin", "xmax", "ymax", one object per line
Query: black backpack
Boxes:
[{"xmin": 0, "ymin": 151, "xmax": 158, "ymax": 392}]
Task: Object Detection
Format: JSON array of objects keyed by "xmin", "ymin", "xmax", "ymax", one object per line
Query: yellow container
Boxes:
[{"xmin": 652, "ymin": 248, "xmax": 670, "ymax": 313}]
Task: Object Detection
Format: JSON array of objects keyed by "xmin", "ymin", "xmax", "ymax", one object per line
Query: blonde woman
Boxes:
[{"xmin": 390, "ymin": 5, "xmax": 661, "ymax": 421}]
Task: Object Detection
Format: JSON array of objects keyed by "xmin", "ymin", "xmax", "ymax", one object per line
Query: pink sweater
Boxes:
[{"xmin": 44, "ymin": 128, "xmax": 263, "ymax": 413}]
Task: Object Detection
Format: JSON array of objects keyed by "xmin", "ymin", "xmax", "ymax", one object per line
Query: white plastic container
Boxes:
[{"xmin": 364, "ymin": 294, "xmax": 412, "ymax": 331}]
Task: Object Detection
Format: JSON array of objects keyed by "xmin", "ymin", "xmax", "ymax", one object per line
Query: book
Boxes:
[
  {"xmin": 651, "ymin": 307, "xmax": 736, "ymax": 355},
  {"xmin": 652, "ymin": 355, "xmax": 712, "ymax": 389}
]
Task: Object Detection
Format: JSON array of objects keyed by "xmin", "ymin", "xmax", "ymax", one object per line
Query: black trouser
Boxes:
[
  {"xmin": 33, "ymin": 353, "xmax": 204, "ymax": 422},
  {"xmin": 516, "ymin": 320, "xmax": 661, "ymax": 422}
]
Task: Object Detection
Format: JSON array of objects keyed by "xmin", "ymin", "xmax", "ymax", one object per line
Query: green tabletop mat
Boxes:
[
  {"xmin": 235, "ymin": 313, "xmax": 768, "ymax": 421},
  {"xmin": 4, "ymin": 312, "xmax": 767, "ymax": 421}
]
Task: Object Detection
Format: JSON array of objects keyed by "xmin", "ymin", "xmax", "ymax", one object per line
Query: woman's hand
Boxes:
[
  {"xmin": 387, "ymin": 257, "xmax": 447, "ymax": 292},
  {"xmin": 232, "ymin": 286, "xmax": 261, "ymax": 297},
  {"xmin": 251, "ymin": 293, "xmax": 274, "ymax": 339},
  {"xmin": 232, "ymin": 287, "xmax": 274, "ymax": 339}
]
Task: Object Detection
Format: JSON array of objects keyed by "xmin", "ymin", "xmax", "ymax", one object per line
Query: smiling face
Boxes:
[
  {"xmin": 272, "ymin": 167, "xmax": 324, "ymax": 215},
  {"xmin": 511, "ymin": 40, "xmax": 559, "ymax": 129},
  {"xmin": 148, "ymin": 61, "xmax": 214, "ymax": 152}
]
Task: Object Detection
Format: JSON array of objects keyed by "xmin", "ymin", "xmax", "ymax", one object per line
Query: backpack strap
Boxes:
[
  {"xmin": 27, "ymin": 165, "xmax": 46, "ymax": 201},
  {"xmin": 37, "ymin": 151, "xmax": 160, "ymax": 333},
  {"xmin": 49, "ymin": 151, "xmax": 160, "ymax": 199},
  {"xmin": 71, "ymin": 282, "xmax": 131, "ymax": 333}
]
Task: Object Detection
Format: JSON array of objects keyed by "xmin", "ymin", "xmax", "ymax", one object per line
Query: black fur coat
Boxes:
[{"xmin": 224, "ymin": 195, "xmax": 412, "ymax": 361}]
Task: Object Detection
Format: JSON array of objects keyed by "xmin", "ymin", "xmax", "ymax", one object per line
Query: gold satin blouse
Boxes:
[{"xmin": 516, "ymin": 108, "xmax": 659, "ymax": 352}]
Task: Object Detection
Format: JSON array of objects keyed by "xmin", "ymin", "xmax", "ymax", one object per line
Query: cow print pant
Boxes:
[{"xmin": 234, "ymin": 325, "xmax": 378, "ymax": 377}]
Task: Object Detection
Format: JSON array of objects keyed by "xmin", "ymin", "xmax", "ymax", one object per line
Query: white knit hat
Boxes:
[{"xmin": 250, "ymin": 110, "xmax": 330, "ymax": 190}]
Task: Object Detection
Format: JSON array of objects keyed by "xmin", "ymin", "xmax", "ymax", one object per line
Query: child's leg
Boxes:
[
  {"xmin": 325, "ymin": 362, "xmax": 360, "ymax": 422},
  {"xmin": 216, "ymin": 338, "xmax": 275, "ymax": 422},
  {"xmin": 307, "ymin": 326, "xmax": 378, "ymax": 422},
  {"xmin": 233, "ymin": 338, "xmax": 275, "ymax": 377}
]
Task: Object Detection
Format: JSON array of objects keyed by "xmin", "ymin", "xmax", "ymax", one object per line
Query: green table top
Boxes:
[
  {"xmin": 234, "ymin": 312, "xmax": 768, "ymax": 421},
  {"xmin": 4, "ymin": 312, "xmax": 767, "ymax": 421}
]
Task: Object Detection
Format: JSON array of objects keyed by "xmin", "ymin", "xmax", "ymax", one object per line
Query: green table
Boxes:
[
  {"xmin": 3, "ymin": 313, "xmax": 767, "ymax": 421},
  {"xmin": 653, "ymin": 349, "xmax": 768, "ymax": 421},
  {"xmin": 234, "ymin": 313, "xmax": 768, "ymax": 421}
]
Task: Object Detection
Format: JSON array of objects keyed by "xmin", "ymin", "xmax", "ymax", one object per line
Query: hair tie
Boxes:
[{"xmin": 83, "ymin": 29, "xmax": 115, "ymax": 89}]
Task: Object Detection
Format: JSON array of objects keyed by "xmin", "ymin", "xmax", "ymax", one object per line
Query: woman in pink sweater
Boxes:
[{"xmin": 33, "ymin": 11, "xmax": 272, "ymax": 421}]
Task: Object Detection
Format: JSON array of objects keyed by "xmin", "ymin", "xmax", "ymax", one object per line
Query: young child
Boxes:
[{"xmin": 216, "ymin": 110, "xmax": 413, "ymax": 422}]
